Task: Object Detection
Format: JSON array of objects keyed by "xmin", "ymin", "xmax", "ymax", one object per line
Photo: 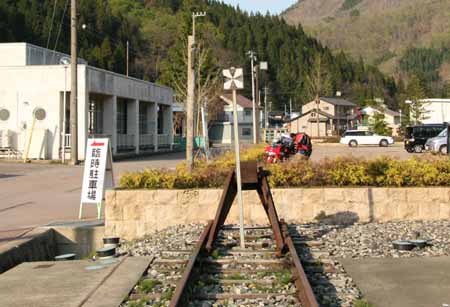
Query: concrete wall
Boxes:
[
  {"xmin": 0, "ymin": 223, "xmax": 105, "ymax": 274},
  {"xmin": 422, "ymin": 99, "xmax": 450, "ymax": 124},
  {"xmin": 0, "ymin": 65, "xmax": 88, "ymax": 159},
  {"xmin": 0, "ymin": 43, "xmax": 87, "ymax": 67},
  {"xmin": 105, "ymin": 187, "xmax": 450, "ymax": 240},
  {"xmin": 87, "ymin": 67, "xmax": 173, "ymax": 105},
  {"xmin": 0, "ymin": 228, "xmax": 55, "ymax": 274}
]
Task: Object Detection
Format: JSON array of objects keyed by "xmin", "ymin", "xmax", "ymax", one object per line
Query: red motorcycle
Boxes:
[
  {"xmin": 265, "ymin": 133, "xmax": 312, "ymax": 163},
  {"xmin": 294, "ymin": 133, "xmax": 312, "ymax": 158},
  {"xmin": 265, "ymin": 140, "xmax": 290, "ymax": 163}
]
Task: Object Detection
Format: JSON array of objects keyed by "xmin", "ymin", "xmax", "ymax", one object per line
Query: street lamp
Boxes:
[
  {"xmin": 60, "ymin": 57, "xmax": 71, "ymax": 163},
  {"xmin": 247, "ymin": 51, "xmax": 257, "ymax": 143}
]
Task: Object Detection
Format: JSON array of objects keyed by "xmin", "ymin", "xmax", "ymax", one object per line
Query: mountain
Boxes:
[
  {"xmin": 0, "ymin": 0, "xmax": 399, "ymax": 109},
  {"xmin": 282, "ymin": 0, "xmax": 450, "ymax": 95}
]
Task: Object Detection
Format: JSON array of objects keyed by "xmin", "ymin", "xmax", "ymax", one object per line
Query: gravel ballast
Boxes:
[{"xmin": 119, "ymin": 220, "xmax": 450, "ymax": 306}]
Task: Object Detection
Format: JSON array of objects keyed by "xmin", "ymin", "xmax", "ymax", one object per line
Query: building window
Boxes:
[
  {"xmin": 244, "ymin": 109, "xmax": 252, "ymax": 117},
  {"xmin": 117, "ymin": 100, "xmax": 127, "ymax": 134},
  {"xmin": 242, "ymin": 127, "xmax": 252, "ymax": 136}
]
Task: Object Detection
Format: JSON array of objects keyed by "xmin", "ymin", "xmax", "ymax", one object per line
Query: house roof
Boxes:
[
  {"xmin": 362, "ymin": 106, "xmax": 400, "ymax": 117},
  {"xmin": 384, "ymin": 108, "xmax": 400, "ymax": 117},
  {"xmin": 220, "ymin": 94, "xmax": 254, "ymax": 109},
  {"xmin": 287, "ymin": 109, "xmax": 336, "ymax": 122},
  {"xmin": 320, "ymin": 97, "xmax": 356, "ymax": 107}
]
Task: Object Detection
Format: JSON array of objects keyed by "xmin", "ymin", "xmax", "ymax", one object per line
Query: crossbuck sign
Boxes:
[{"xmin": 223, "ymin": 67, "xmax": 244, "ymax": 90}]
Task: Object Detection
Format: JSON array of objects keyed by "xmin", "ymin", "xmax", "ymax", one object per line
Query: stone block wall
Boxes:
[{"xmin": 105, "ymin": 187, "xmax": 450, "ymax": 240}]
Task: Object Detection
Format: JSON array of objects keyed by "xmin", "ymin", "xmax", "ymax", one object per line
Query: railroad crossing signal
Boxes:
[{"xmin": 223, "ymin": 67, "xmax": 244, "ymax": 90}]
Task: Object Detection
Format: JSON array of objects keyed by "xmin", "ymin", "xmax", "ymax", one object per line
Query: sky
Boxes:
[{"xmin": 220, "ymin": 0, "xmax": 297, "ymax": 15}]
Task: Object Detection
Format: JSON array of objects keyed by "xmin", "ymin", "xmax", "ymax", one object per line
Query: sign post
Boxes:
[
  {"xmin": 223, "ymin": 67, "xmax": 245, "ymax": 248},
  {"xmin": 80, "ymin": 138, "xmax": 115, "ymax": 219}
]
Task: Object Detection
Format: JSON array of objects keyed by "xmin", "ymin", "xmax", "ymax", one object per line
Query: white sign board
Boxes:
[
  {"xmin": 223, "ymin": 67, "xmax": 244, "ymax": 90},
  {"xmin": 80, "ymin": 138, "xmax": 114, "ymax": 219}
]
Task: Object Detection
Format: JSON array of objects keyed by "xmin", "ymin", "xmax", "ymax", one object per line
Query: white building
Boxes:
[
  {"xmin": 209, "ymin": 94, "xmax": 257, "ymax": 144},
  {"xmin": 421, "ymin": 99, "xmax": 450, "ymax": 124},
  {"xmin": 361, "ymin": 106, "xmax": 401, "ymax": 136},
  {"xmin": 0, "ymin": 43, "xmax": 174, "ymax": 160}
]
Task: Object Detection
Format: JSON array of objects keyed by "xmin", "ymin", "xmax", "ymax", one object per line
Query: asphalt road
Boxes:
[
  {"xmin": 0, "ymin": 152, "xmax": 185, "ymax": 243},
  {"xmin": 0, "ymin": 143, "xmax": 422, "ymax": 244},
  {"xmin": 310, "ymin": 142, "xmax": 416, "ymax": 161}
]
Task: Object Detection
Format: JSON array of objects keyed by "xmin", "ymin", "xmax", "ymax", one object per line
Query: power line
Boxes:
[
  {"xmin": 46, "ymin": 0, "xmax": 59, "ymax": 50},
  {"xmin": 51, "ymin": 0, "xmax": 69, "ymax": 64}
]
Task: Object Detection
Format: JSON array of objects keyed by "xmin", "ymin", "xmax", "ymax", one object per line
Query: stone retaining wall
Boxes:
[{"xmin": 105, "ymin": 187, "xmax": 450, "ymax": 240}]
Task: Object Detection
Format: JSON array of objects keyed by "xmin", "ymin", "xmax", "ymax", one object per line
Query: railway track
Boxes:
[
  {"xmin": 125, "ymin": 163, "xmax": 323, "ymax": 306},
  {"xmin": 126, "ymin": 223, "xmax": 321, "ymax": 306}
]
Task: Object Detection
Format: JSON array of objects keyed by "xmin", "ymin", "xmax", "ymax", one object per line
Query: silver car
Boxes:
[{"xmin": 425, "ymin": 128, "xmax": 448, "ymax": 155}]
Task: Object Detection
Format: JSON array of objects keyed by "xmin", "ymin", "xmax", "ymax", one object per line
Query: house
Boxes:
[
  {"xmin": 361, "ymin": 106, "xmax": 401, "ymax": 136},
  {"xmin": 288, "ymin": 97, "xmax": 357, "ymax": 137},
  {"xmin": 208, "ymin": 94, "xmax": 257, "ymax": 144},
  {"xmin": 420, "ymin": 99, "xmax": 450, "ymax": 124},
  {"xmin": 0, "ymin": 43, "xmax": 174, "ymax": 160}
]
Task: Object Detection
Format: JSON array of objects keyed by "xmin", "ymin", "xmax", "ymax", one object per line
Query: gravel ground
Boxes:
[{"xmin": 118, "ymin": 220, "xmax": 450, "ymax": 307}]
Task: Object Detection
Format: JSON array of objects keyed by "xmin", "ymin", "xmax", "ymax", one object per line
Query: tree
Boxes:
[
  {"xmin": 406, "ymin": 75, "xmax": 429, "ymax": 124},
  {"xmin": 305, "ymin": 54, "xmax": 333, "ymax": 137},
  {"xmin": 371, "ymin": 112, "xmax": 391, "ymax": 136}
]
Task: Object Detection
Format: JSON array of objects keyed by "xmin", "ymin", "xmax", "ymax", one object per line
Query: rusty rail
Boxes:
[
  {"xmin": 282, "ymin": 221, "xmax": 319, "ymax": 307},
  {"xmin": 169, "ymin": 163, "xmax": 319, "ymax": 306},
  {"xmin": 169, "ymin": 221, "xmax": 213, "ymax": 307}
]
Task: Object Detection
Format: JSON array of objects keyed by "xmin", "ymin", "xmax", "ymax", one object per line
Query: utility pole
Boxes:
[
  {"xmin": 186, "ymin": 12, "xmax": 206, "ymax": 173},
  {"xmin": 254, "ymin": 64, "xmax": 260, "ymax": 143},
  {"xmin": 126, "ymin": 40, "xmax": 129, "ymax": 77},
  {"xmin": 70, "ymin": 0, "xmax": 78, "ymax": 165},
  {"xmin": 247, "ymin": 51, "xmax": 257, "ymax": 144},
  {"xmin": 186, "ymin": 35, "xmax": 195, "ymax": 173}
]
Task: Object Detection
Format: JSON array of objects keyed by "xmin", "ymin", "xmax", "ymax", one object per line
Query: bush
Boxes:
[{"xmin": 119, "ymin": 154, "xmax": 450, "ymax": 189}]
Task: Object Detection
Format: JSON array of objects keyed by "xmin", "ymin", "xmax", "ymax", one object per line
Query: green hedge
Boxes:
[{"xmin": 120, "ymin": 156, "xmax": 450, "ymax": 189}]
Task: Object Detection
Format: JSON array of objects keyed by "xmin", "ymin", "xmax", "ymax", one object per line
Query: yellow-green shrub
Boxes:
[{"xmin": 119, "ymin": 153, "xmax": 450, "ymax": 189}]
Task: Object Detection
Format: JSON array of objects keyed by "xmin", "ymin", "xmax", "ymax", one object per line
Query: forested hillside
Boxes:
[
  {"xmin": 0, "ymin": 0, "xmax": 400, "ymax": 110},
  {"xmin": 283, "ymin": 0, "xmax": 450, "ymax": 97}
]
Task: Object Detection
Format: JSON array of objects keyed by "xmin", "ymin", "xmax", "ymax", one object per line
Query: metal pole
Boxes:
[
  {"xmin": 126, "ymin": 40, "xmax": 129, "ymax": 77},
  {"xmin": 249, "ymin": 52, "xmax": 256, "ymax": 144},
  {"xmin": 201, "ymin": 102, "xmax": 209, "ymax": 162},
  {"xmin": 70, "ymin": 0, "xmax": 78, "ymax": 165},
  {"xmin": 62, "ymin": 66, "xmax": 67, "ymax": 163},
  {"xmin": 316, "ymin": 95, "xmax": 320, "ymax": 137},
  {"xmin": 265, "ymin": 87, "xmax": 268, "ymax": 128},
  {"xmin": 290, "ymin": 98, "xmax": 293, "ymax": 119},
  {"xmin": 232, "ymin": 89, "xmax": 245, "ymax": 248},
  {"xmin": 186, "ymin": 35, "xmax": 195, "ymax": 172}
]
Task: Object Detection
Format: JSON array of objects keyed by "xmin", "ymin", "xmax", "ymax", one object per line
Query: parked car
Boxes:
[
  {"xmin": 404, "ymin": 124, "xmax": 446, "ymax": 153},
  {"xmin": 340, "ymin": 130, "xmax": 394, "ymax": 147},
  {"xmin": 425, "ymin": 128, "xmax": 448, "ymax": 155}
]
